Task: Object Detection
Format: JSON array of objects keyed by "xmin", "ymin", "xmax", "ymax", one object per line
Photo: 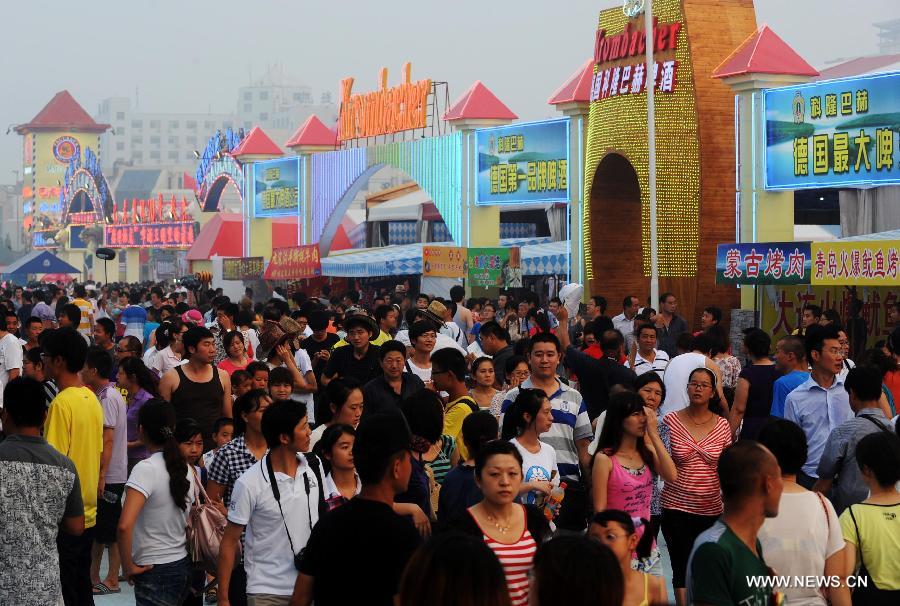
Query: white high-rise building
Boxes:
[{"xmin": 96, "ymin": 65, "xmax": 338, "ymax": 180}]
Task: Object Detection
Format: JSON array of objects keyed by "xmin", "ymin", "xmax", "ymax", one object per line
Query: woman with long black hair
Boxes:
[
  {"xmin": 592, "ymin": 391, "xmax": 675, "ymax": 575},
  {"xmin": 119, "ymin": 357, "xmax": 160, "ymax": 473},
  {"xmin": 501, "ymin": 389, "xmax": 559, "ymax": 508},
  {"xmin": 118, "ymin": 399, "xmax": 195, "ymax": 606}
]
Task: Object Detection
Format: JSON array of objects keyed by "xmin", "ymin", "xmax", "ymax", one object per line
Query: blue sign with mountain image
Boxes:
[
  {"xmin": 475, "ymin": 119, "xmax": 569, "ymax": 205},
  {"xmin": 764, "ymin": 71, "xmax": 900, "ymax": 190},
  {"xmin": 252, "ymin": 157, "xmax": 302, "ymax": 217}
]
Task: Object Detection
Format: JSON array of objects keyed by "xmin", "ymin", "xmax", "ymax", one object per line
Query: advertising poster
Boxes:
[
  {"xmin": 475, "ymin": 119, "xmax": 569, "ymax": 205},
  {"xmin": 264, "ymin": 245, "xmax": 321, "ymax": 280},
  {"xmin": 422, "ymin": 246, "xmax": 466, "ymax": 278},
  {"xmin": 223, "ymin": 257, "xmax": 265, "ymax": 281},
  {"xmin": 715, "ymin": 242, "xmax": 812, "ymax": 285},
  {"xmin": 760, "ymin": 285, "xmax": 898, "ymax": 350},
  {"xmin": 468, "ymin": 247, "xmax": 522, "ymax": 288},
  {"xmin": 810, "ymin": 240, "xmax": 900, "ymax": 285},
  {"xmin": 764, "ymin": 71, "xmax": 900, "ymax": 190},
  {"xmin": 252, "ymin": 157, "xmax": 302, "ymax": 217}
]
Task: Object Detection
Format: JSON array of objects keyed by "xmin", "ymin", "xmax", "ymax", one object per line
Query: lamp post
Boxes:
[{"xmin": 644, "ymin": 0, "xmax": 659, "ymax": 308}]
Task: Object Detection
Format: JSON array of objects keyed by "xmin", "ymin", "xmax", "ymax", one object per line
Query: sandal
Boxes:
[{"xmin": 92, "ymin": 582, "xmax": 121, "ymax": 595}]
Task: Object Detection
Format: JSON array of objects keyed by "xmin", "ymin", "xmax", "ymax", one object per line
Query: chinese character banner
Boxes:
[
  {"xmin": 761, "ymin": 285, "xmax": 898, "ymax": 349},
  {"xmin": 475, "ymin": 119, "xmax": 569, "ymax": 205},
  {"xmin": 764, "ymin": 71, "xmax": 900, "ymax": 190},
  {"xmin": 253, "ymin": 157, "xmax": 302, "ymax": 217},
  {"xmin": 422, "ymin": 246, "xmax": 466, "ymax": 278},
  {"xmin": 264, "ymin": 245, "xmax": 321, "ymax": 280},
  {"xmin": 467, "ymin": 247, "xmax": 522, "ymax": 288},
  {"xmin": 716, "ymin": 242, "xmax": 812, "ymax": 285},
  {"xmin": 810, "ymin": 241, "xmax": 900, "ymax": 285},
  {"xmin": 223, "ymin": 257, "xmax": 264, "ymax": 281}
]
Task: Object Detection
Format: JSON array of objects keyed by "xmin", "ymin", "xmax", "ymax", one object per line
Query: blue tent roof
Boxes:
[
  {"xmin": 2, "ymin": 250, "xmax": 80, "ymax": 275},
  {"xmin": 320, "ymin": 238, "xmax": 568, "ymax": 278}
]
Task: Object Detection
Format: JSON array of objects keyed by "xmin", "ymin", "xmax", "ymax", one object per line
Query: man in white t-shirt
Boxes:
[
  {"xmin": 0, "ymin": 321, "xmax": 23, "ymax": 409},
  {"xmin": 660, "ymin": 333, "xmax": 724, "ymax": 417},
  {"xmin": 217, "ymin": 400, "xmax": 322, "ymax": 606}
]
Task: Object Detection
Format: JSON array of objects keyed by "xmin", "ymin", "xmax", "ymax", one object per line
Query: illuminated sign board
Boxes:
[
  {"xmin": 811, "ymin": 241, "xmax": 900, "ymax": 285},
  {"xmin": 338, "ymin": 63, "xmax": 431, "ymax": 141},
  {"xmin": 32, "ymin": 229, "xmax": 59, "ymax": 249},
  {"xmin": 589, "ymin": 18, "xmax": 682, "ymax": 101},
  {"xmin": 105, "ymin": 221, "xmax": 196, "ymax": 249},
  {"xmin": 475, "ymin": 119, "xmax": 569, "ymax": 205},
  {"xmin": 716, "ymin": 242, "xmax": 812, "ymax": 285},
  {"xmin": 252, "ymin": 157, "xmax": 302, "ymax": 217},
  {"xmin": 764, "ymin": 71, "xmax": 900, "ymax": 190},
  {"xmin": 223, "ymin": 257, "xmax": 265, "ymax": 281}
]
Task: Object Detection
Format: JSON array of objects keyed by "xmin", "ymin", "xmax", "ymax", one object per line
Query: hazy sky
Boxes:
[{"xmin": 2, "ymin": 0, "xmax": 897, "ymax": 183}]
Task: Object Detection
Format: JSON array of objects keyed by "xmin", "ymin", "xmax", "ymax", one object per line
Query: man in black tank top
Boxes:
[{"xmin": 159, "ymin": 326, "xmax": 232, "ymax": 449}]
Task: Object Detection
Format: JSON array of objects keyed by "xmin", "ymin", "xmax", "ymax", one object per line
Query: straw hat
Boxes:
[
  {"xmin": 257, "ymin": 316, "xmax": 304, "ymax": 360},
  {"xmin": 421, "ymin": 300, "xmax": 448, "ymax": 328}
]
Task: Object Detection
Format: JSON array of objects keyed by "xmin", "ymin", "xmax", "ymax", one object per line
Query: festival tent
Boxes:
[
  {"xmin": 367, "ymin": 189, "xmax": 436, "ymax": 222},
  {"xmin": 1, "ymin": 250, "xmax": 80, "ymax": 276},
  {"xmin": 320, "ymin": 237, "xmax": 567, "ymax": 278}
]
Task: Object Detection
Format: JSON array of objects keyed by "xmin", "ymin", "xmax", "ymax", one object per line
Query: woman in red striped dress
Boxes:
[
  {"xmin": 659, "ymin": 367, "xmax": 733, "ymax": 606},
  {"xmin": 450, "ymin": 440, "xmax": 549, "ymax": 606}
]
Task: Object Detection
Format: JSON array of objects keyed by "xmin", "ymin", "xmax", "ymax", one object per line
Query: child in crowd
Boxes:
[
  {"xmin": 201, "ymin": 417, "xmax": 234, "ymax": 470},
  {"xmin": 245, "ymin": 361, "xmax": 269, "ymax": 392},
  {"xmin": 230, "ymin": 369, "xmax": 252, "ymax": 399},
  {"xmin": 268, "ymin": 366, "xmax": 294, "ymax": 402}
]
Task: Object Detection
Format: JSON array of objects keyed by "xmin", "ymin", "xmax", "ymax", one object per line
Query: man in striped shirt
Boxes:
[
  {"xmin": 501, "ymin": 332, "xmax": 592, "ymax": 530},
  {"xmin": 71, "ymin": 284, "xmax": 95, "ymax": 342}
]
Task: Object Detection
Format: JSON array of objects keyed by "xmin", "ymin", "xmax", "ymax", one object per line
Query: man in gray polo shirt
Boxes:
[{"xmin": 0, "ymin": 377, "xmax": 85, "ymax": 605}]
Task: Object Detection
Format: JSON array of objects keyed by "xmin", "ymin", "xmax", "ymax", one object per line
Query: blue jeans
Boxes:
[{"xmin": 133, "ymin": 556, "xmax": 190, "ymax": 606}]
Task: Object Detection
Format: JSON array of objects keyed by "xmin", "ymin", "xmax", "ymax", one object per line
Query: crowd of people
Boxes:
[{"xmin": 1, "ymin": 279, "xmax": 900, "ymax": 606}]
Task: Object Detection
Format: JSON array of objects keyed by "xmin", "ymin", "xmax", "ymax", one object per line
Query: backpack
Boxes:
[{"xmin": 448, "ymin": 396, "xmax": 479, "ymax": 414}]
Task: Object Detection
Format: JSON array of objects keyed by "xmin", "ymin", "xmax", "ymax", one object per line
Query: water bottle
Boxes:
[{"xmin": 543, "ymin": 482, "xmax": 567, "ymax": 521}]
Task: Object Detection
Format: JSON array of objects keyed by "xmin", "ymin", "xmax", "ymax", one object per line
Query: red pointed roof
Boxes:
[
  {"xmin": 549, "ymin": 59, "xmax": 595, "ymax": 105},
  {"xmin": 285, "ymin": 115, "xmax": 337, "ymax": 148},
  {"xmin": 443, "ymin": 81, "xmax": 517, "ymax": 121},
  {"xmin": 713, "ymin": 25, "xmax": 819, "ymax": 79},
  {"xmin": 230, "ymin": 126, "xmax": 284, "ymax": 158},
  {"xmin": 185, "ymin": 213, "xmax": 243, "ymax": 260},
  {"xmin": 16, "ymin": 90, "xmax": 109, "ymax": 133}
]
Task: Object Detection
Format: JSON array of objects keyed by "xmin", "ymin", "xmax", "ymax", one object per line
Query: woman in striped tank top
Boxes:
[
  {"xmin": 659, "ymin": 367, "xmax": 733, "ymax": 606},
  {"xmin": 450, "ymin": 440, "xmax": 549, "ymax": 606}
]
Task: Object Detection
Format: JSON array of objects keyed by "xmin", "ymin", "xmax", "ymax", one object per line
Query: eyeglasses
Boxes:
[
  {"xmin": 688, "ymin": 382, "xmax": 712, "ymax": 390},
  {"xmin": 431, "ymin": 369, "xmax": 449, "ymax": 376}
]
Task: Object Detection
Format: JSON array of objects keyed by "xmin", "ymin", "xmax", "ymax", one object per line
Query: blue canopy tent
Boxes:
[
  {"xmin": 320, "ymin": 237, "xmax": 568, "ymax": 277},
  {"xmin": 1, "ymin": 250, "xmax": 81, "ymax": 277}
]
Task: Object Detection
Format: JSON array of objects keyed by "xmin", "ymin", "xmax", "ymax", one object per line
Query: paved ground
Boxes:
[{"xmin": 95, "ymin": 533, "xmax": 675, "ymax": 604}]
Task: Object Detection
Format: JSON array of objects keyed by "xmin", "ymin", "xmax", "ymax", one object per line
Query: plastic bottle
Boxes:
[{"xmin": 543, "ymin": 482, "xmax": 567, "ymax": 521}]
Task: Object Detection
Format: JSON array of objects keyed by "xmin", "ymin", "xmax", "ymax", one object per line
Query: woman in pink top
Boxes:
[
  {"xmin": 216, "ymin": 331, "xmax": 250, "ymax": 375},
  {"xmin": 592, "ymin": 391, "xmax": 676, "ymax": 573},
  {"xmin": 659, "ymin": 367, "xmax": 733, "ymax": 604}
]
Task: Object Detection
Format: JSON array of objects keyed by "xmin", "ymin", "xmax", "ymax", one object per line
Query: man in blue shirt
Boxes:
[
  {"xmin": 770, "ymin": 335, "xmax": 809, "ymax": 417},
  {"xmin": 784, "ymin": 326, "xmax": 853, "ymax": 489},
  {"xmin": 814, "ymin": 366, "xmax": 892, "ymax": 513}
]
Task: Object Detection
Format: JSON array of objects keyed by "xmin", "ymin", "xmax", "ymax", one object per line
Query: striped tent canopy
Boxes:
[{"xmin": 320, "ymin": 238, "xmax": 566, "ymax": 277}]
